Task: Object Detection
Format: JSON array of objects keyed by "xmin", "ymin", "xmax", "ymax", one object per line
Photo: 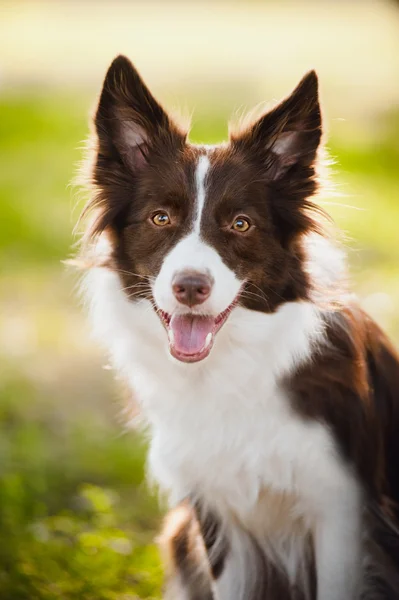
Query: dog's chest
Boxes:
[
  {"xmin": 89, "ymin": 273, "xmax": 339, "ymax": 525},
  {"xmin": 142, "ymin": 359, "xmax": 335, "ymax": 523}
]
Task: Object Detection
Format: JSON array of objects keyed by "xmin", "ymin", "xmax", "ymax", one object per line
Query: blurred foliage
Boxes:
[
  {"xmin": 0, "ymin": 482, "xmax": 162, "ymax": 599},
  {"xmin": 0, "ymin": 363, "xmax": 162, "ymax": 598},
  {"xmin": 0, "ymin": 79, "xmax": 399, "ymax": 598},
  {"xmin": 0, "ymin": 94, "xmax": 88, "ymax": 268}
]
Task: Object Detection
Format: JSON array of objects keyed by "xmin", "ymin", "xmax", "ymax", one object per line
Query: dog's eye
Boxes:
[
  {"xmin": 232, "ymin": 216, "xmax": 251, "ymax": 233},
  {"xmin": 152, "ymin": 212, "xmax": 171, "ymax": 227}
]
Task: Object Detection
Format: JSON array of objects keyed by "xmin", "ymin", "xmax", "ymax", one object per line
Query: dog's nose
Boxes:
[{"xmin": 172, "ymin": 271, "xmax": 212, "ymax": 307}]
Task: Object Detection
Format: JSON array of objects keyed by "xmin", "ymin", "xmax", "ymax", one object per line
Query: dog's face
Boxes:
[{"xmin": 88, "ymin": 55, "xmax": 322, "ymax": 363}]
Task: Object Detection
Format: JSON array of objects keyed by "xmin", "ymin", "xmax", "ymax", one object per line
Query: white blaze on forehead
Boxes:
[
  {"xmin": 152, "ymin": 148, "xmax": 242, "ymax": 317},
  {"xmin": 193, "ymin": 154, "xmax": 211, "ymax": 234}
]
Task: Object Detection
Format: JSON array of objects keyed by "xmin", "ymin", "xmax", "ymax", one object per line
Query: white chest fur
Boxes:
[{"xmin": 86, "ymin": 268, "xmax": 352, "ymax": 517}]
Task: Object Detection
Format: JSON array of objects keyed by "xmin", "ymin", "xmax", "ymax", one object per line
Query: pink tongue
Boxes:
[{"xmin": 169, "ymin": 314, "xmax": 214, "ymax": 355}]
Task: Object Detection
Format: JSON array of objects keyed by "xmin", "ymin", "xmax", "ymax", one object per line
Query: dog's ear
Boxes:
[
  {"xmin": 94, "ymin": 55, "xmax": 185, "ymax": 174},
  {"xmin": 231, "ymin": 71, "xmax": 322, "ymax": 180}
]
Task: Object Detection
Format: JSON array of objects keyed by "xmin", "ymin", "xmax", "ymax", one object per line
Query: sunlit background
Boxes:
[{"xmin": 1, "ymin": 1, "xmax": 399, "ymax": 597}]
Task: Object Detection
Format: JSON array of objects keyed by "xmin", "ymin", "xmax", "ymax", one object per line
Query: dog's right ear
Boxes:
[{"xmin": 94, "ymin": 55, "xmax": 185, "ymax": 174}]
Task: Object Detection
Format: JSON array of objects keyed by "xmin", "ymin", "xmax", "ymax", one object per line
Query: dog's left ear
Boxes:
[
  {"xmin": 94, "ymin": 55, "xmax": 185, "ymax": 175},
  {"xmin": 231, "ymin": 71, "xmax": 322, "ymax": 180}
]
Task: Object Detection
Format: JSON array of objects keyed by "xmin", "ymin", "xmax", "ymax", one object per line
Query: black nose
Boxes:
[{"xmin": 172, "ymin": 271, "xmax": 212, "ymax": 307}]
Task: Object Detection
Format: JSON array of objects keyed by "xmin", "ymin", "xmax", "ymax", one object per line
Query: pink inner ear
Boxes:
[
  {"xmin": 128, "ymin": 143, "xmax": 148, "ymax": 172},
  {"xmin": 121, "ymin": 121, "xmax": 147, "ymax": 148},
  {"xmin": 265, "ymin": 131, "xmax": 301, "ymax": 180},
  {"xmin": 119, "ymin": 119, "xmax": 149, "ymax": 173},
  {"xmin": 119, "ymin": 141, "xmax": 148, "ymax": 173},
  {"xmin": 271, "ymin": 131, "xmax": 298, "ymax": 163}
]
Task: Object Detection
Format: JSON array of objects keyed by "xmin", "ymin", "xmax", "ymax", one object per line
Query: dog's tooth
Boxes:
[
  {"xmin": 168, "ymin": 329, "xmax": 175, "ymax": 345},
  {"xmin": 204, "ymin": 333, "xmax": 213, "ymax": 349}
]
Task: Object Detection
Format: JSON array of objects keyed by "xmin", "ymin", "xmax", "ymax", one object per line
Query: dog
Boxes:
[{"xmin": 77, "ymin": 55, "xmax": 399, "ymax": 599}]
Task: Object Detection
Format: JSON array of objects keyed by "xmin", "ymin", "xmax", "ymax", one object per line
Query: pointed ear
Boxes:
[
  {"xmin": 231, "ymin": 71, "xmax": 322, "ymax": 180},
  {"xmin": 94, "ymin": 55, "xmax": 185, "ymax": 173}
]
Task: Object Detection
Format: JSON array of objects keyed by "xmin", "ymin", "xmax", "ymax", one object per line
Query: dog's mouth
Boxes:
[{"xmin": 158, "ymin": 303, "xmax": 236, "ymax": 363}]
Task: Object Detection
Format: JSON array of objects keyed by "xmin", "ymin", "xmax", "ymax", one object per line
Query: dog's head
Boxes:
[{"xmin": 83, "ymin": 55, "xmax": 323, "ymax": 363}]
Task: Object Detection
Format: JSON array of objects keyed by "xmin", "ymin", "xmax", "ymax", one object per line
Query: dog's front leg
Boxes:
[
  {"xmin": 159, "ymin": 501, "xmax": 219, "ymax": 600},
  {"xmin": 313, "ymin": 483, "xmax": 362, "ymax": 600}
]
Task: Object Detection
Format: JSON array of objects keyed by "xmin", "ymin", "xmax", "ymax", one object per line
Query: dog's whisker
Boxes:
[
  {"xmin": 123, "ymin": 290, "xmax": 153, "ymax": 300},
  {"xmin": 113, "ymin": 267, "xmax": 156, "ymax": 283},
  {"xmin": 119, "ymin": 283, "xmax": 153, "ymax": 294},
  {"xmin": 240, "ymin": 290, "xmax": 271, "ymax": 309}
]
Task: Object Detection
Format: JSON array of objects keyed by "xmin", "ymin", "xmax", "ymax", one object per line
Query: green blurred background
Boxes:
[{"xmin": 1, "ymin": 1, "xmax": 399, "ymax": 598}]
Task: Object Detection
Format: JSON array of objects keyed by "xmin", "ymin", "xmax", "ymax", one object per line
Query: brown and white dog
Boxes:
[{"xmin": 78, "ymin": 55, "xmax": 399, "ymax": 599}]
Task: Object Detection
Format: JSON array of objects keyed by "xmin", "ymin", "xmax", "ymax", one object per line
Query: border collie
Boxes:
[{"xmin": 77, "ymin": 55, "xmax": 399, "ymax": 599}]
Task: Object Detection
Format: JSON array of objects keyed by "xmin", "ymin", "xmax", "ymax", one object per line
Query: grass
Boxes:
[{"xmin": 0, "ymin": 90, "xmax": 399, "ymax": 598}]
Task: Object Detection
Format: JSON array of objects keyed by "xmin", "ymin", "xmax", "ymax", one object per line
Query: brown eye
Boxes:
[
  {"xmin": 152, "ymin": 212, "xmax": 170, "ymax": 227},
  {"xmin": 232, "ymin": 216, "xmax": 251, "ymax": 232}
]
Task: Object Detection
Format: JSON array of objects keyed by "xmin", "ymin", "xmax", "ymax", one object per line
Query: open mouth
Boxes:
[{"xmin": 158, "ymin": 302, "xmax": 236, "ymax": 363}]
